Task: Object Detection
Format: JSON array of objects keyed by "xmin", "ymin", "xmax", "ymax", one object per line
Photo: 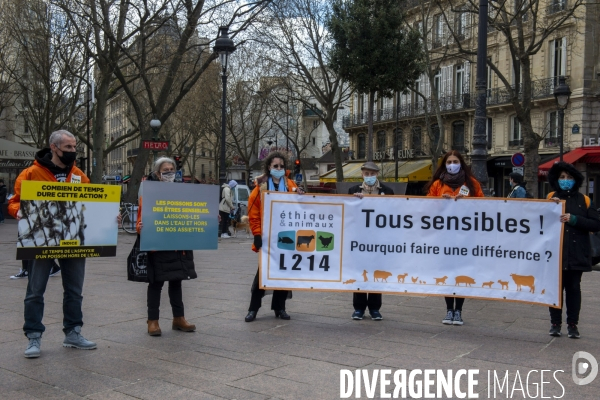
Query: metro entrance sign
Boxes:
[{"xmin": 142, "ymin": 140, "xmax": 169, "ymax": 151}]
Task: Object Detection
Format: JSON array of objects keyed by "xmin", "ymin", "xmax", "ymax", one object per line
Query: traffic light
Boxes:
[
  {"xmin": 294, "ymin": 159, "xmax": 301, "ymax": 175},
  {"xmin": 174, "ymin": 156, "xmax": 182, "ymax": 170}
]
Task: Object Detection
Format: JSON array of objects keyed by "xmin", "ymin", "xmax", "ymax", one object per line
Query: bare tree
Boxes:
[
  {"xmin": 1, "ymin": 0, "xmax": 87, "ymax": 148},
  {"xmin": 408, "ymin": 1, "xmax": 473, "ymax": 169},
  {"xmin": 262, "ymin": 0, "xmax": 351, "ymax": 182},
  {"xmin": 441, "ymin": 0, "xmax": 586, "ymax": 196},
  {"xmin": 102, "ymin": 1, "xmax": 271, "ymax": 202},
  {"xmin": 167, "ymin": 60, "xmax": 222, "ymax": 182}
]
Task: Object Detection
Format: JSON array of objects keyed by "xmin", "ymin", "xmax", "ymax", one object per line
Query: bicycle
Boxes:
[{"xmin": 120, "ymin": 202, "xmax": 137, "ymax": 234}]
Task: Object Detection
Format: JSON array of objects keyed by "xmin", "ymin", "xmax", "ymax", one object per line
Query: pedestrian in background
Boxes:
[
  {"xmin": 136, "ymin": 157, "xmax": 197, "ymax": 336},
  {"xmin": 0, "ymin": 178, "xmax": 6, "ymax": 224},
  {"xmin": 219, "ymin": 180, "xmax": 237, "ymax": 238},
  {"xmin": 8, "ymin": 130, "xmax": 98, "ymax": 358},
  {"xmin": 348, "ymin": 161, "xmax": 393, "ymax": 321},
  {"xmin": 11, "ymin": 259, "xmax": 60, "ymax": 279},
  {"xmin": 244, "ymin": 151, "xmax": 304, "ymax": 322},
  {"xmin": 424, "ymin": 150, "xmax": 484, "ymax": 326},
  {"xmin": 507, "ymin": 172, "xmax": 527, "ymax": 198},
  {"xmin": 547, "ymin": 162, "xmax": 600, "ymax": 338}
]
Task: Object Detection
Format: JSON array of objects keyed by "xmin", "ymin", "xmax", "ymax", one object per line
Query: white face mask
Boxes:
[
  {"xmin": 446, "ymin": 163, "xmax": 461, "ymax": 174},
  {"xmin": 161, "ymin": 172, "xmax": 176, "ymax": 182}
]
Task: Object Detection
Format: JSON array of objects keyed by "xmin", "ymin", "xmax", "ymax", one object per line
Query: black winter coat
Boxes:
[
  {"xmin": 0, "ymin": 184, "xmax": 7, "ymax": 203},
  {"xmin": 548, "ymin": 162, "xmax": 600, "ymax": 271},
  {"xmin": 147, "ymin": 250, "xmax": 196, "ymax": 283},
  {"xmin": 142, "ymin": 172, "xmax": 197, "ymax": 283},
  {"xmin": 348, "ymin": 182, "xmax": 394, "ymax": 195}
]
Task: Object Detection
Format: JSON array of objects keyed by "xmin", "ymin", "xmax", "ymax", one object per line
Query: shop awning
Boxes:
[
  {"xmin": 538, "ymin": 147, "xmax": 600, "ymax": 176},
  {"xmin": 0, "ymin": 138, "xmax": 39, "ymax": 169},
  {"xmin": 319, "ymin": 160, "xmax": 432, "ymax": 183}
]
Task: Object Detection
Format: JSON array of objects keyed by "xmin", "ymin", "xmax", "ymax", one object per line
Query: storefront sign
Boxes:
[
  {"xmin": 142, "ymin": 140, "xmax": 169, "ymax": 150},
  {"xmin": 582, "ymin": 137, "xmax": 600, "ymax": 147},
  {"xmin": 374, "ymin": 148, "xmax": 414, "ymax": 161}
]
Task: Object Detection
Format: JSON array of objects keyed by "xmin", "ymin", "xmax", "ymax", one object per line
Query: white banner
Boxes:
[{"xmin": 260, "ymin": 192, "xmax": 565, "ymax": 307}]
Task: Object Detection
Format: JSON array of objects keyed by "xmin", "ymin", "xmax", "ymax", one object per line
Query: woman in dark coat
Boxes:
[
  {"xmin": 136, "ymin": 157, "xmax": 197, "ymax": 336},
  {"xmin": 547, "ymin": 162, "xmax": 600, "ymax": 338}
]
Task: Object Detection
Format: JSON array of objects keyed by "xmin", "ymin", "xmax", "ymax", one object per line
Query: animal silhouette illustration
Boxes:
[
  {"xmin": 482, "ymin": 281, "xmax": 494, "ymax": 288},
  {"xmin": 343, "ymin": 279, "xmax": 356, "ymax": 284},
  {"xmin": 278, "ymin": 236, "xmax": 294, "ymax": 244},
  {"xmin": 411, "ymin": 276, "xmax": 418, "ymax": 283},
  {"xmin": 541, "ymin": 289, "xmax": 546, "ymax": 294},
  {"xmin": 362, "ymin": 270, "xmax": 368, "ymax": 282},
  {"xmin": 455, "ymin": 276, "xmax": 476, "ymax": 287},
  {"xmin": 297, "ymin": 235, "xmax": 315, "ymax": 248},
  {"xmin": 374, "ymin": 270, "xmax": 392, "ymax": 282},
  {"xmin": 510, "ymin": 274, "xmax": 535, "ymax": 293},
  {"xmin": 318, "ymin": 235, "xmax": 333, "ymax": 248},
  {"xmin": 397, "ymin": 273, "xmax": 408, "ymax": 283},
  {"xmin": 498, "ymin": 280, "xmax": 509, "ymax": 290},
  {"xmin": 434, "ymin": 276, "xmax": 448, "ymax": 285}
]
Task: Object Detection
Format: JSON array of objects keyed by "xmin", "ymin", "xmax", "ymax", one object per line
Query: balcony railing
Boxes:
[
  {"xmin": 547, "ymin": 1, "xmax": 566, "ymax": 14},
  {"xmin": 303, "ymin": 108, "xmax": 323, "ymax": 118},
  {"xmin": 544, "ymin": 137, "xmax": 560, "ymax": 147},
  {"xmin": 486, "ymin": 76, "xmax": 568, "ymax": 106},
  {"xmin": 343, "ymin": 90, "xmax": 472, "ymax": 128},
  {"xmin": 509, "ymin": 139, "xmax": 523, "ymax": 147}
]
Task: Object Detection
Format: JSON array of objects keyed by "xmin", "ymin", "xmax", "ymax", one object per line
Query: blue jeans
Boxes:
[{"xmin": 24, "ymin": 258, "xmax": 86, "ymax": 336}]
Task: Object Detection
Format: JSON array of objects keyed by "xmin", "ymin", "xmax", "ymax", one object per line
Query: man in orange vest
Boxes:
[{"xmin": 9, "ymin": 130, "xmax": 97, "ymax": 358}]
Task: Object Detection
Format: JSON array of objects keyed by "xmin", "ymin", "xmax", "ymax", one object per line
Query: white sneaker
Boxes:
[
  {"xmin": 221, "ymin": 233, "xmax": 231, "ymax": 238},
  {"xmin": 11, "ymin": 269, "xmax": 28, "ymax": 279},
  {"xmin": 442, "ymin": 310, "xmax": 454, "ymax": 325}
]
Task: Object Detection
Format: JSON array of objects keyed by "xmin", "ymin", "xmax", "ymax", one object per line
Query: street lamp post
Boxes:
[
  {"xmin": 395, "ymin": 91, "xmax": 399, "ymax": 181},
  {"xmin": 471, "ymin": 0, "xmax": 490, "ymax": 195},
  {"xmin": 214, "ymin": 26, "xmax": 236, "ymax": 185},
  {"xmin": 553, "ymin": 76, "xmax": 571, "ymax": 162},
  {"xmin": 149, "ymin": 118, "xmax": 161, "ymax": 163}
]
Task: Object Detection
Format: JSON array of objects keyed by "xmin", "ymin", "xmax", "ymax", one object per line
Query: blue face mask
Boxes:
[
  {"xmin": 364, "ymin": 176, "xmax": 377, "ymax": 186},
  {"xmin": 270, "ymin": 169, "xmax": 285, "ymax": 179},
  {"xmin": 558, "ymin": 179, "xmax": 575, "ymax": 191}
]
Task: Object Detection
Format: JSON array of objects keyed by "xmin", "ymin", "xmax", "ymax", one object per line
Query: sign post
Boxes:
[
  {"xmin": 511, "ymin": 153, "xmax": 525, "ymax": 168},
  {"xmin": 142, "ymin": 140, "xmax": 170, "ymax": 151}
]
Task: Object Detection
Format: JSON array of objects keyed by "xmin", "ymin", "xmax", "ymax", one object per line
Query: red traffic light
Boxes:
[{"xmin": 295, "ymin": 159, "xmax": 300, "ymax": 165}]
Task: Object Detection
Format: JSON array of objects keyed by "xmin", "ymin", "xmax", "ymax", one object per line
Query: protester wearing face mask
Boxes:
[
  {"xmin": 136, "ymin": 157, "xmax": 197, "ymax": 336},
  {"xmin": 546, "ymin": 162, "xmax": 600, "ymax": 339},
  {"xmin": 507, "ymin": 172, "xmax": 527, "ymax": 198},
  {"xmin": 244, "ymin": 151, "xmax": 304, "ymax": 322},
  {"xmin": 348, "ymin": 162, "xmax": 394, "ymax": 321},
  {"xmin": 424, "ymin": 151, "xmax": 483, "ymax": 325}
]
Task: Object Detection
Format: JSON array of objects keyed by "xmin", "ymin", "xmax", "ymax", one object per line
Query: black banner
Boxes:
[{"xmin": 17, "ymin": 246, "xmax": 117, "ymax": 260}]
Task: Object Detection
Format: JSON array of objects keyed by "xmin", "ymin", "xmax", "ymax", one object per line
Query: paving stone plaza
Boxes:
[{"xmin": 1, "ymin": 219, "xmax": 599, "ymax": 399}]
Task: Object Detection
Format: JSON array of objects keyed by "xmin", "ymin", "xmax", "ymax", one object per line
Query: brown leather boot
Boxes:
[
  {"xmin": 172, "ymin": 316, "xmax": 196, "ymax": 332},
  {"xmin": 147, "ymin": 320, "xmax": 161, "ymax": 336}
]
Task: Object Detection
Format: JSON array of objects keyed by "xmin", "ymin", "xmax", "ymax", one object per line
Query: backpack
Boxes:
[
  {"xmin": 548, "ymin": 191, "xmax": 591, "ymax": 208},
  {"xmin": 524, "ymin": 189, "xmax": 534, "ymax": 199}
]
